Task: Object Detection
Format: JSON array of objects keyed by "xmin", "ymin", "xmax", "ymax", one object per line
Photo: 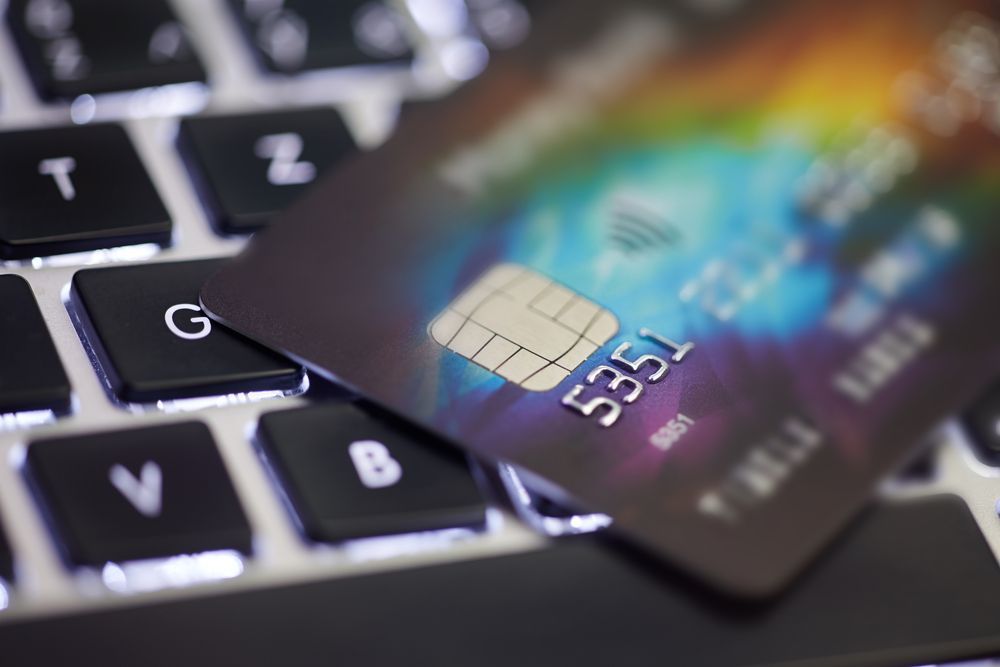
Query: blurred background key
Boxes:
[
  {"xmin": 5, "ymin": 0, "xmax": 206, "ymax": 100},
  {"xmin": 0, "ymin": 517, "xmax": 13, "ymax": 585},
  {"xmin": 228, "ymin": 0, "xmax": 413, "ymax": 73},
  {"xmin": 964, "ymin": 381, "xmax": 1000, "ymax": 465}
]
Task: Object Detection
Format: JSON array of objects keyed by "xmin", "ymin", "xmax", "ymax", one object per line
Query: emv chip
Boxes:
[{"xmin": 429, "ymin": 264, "xmax": 618, "ymax": 391}]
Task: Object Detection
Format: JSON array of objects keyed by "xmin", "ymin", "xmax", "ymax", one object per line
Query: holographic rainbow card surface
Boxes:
[{"xmin": 203, "ymin": 0, "xmax": 1000, "ymax": 596}]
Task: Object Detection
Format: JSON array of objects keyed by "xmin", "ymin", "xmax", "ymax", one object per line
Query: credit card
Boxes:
[{"xmin": 202, "ymin": 0, "xmax": 1000, "ymax": 596}]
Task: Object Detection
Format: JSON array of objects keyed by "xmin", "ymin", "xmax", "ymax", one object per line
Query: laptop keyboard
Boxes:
[
  {"xmin": 0, "ymin": 3, "xmax": 998, "ymax": 665},
  {"xmin": 0, "ymin": 0, "xmax": 545, "ymax": 623}
]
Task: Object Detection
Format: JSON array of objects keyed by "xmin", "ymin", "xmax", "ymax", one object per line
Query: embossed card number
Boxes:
[{"xmin": 561, "ymin": 328, "xmax": 695, "ymax": 427}]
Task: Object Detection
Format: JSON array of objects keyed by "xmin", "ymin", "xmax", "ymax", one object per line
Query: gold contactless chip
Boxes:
[{"xmin": 429, "ymin": 264, "xmax": 619, "ymax": 391}]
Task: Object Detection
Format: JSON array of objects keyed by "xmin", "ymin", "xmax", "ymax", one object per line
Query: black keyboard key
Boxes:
[
  {"xmin": 0, "ymin": 275, "xmax": 71, "ymax": 415},
  {"xmin": 465, "ymin": 0, "xmax": 533, "ymax": 50},
  {"xmin": 26, "ymin": 422, "xmax": 252, "ymax": 565},
  {"xmin": 258, "ymin": 403, "xmax": 486, "ymax": 542},
  {"xmin": 6, "ymin": 0, "xmax": 205, "ymax": 100},
  {"xmin": 0, "ymin": 517, "xmax": 12, "ymax": 582},
  {"xmin": 3, "ymin": 498, "xmax": 1000, "ymax": 667},
  {"xmin": 71, "ymin": 259, "xmax": 301, "ymax": 404},
  {"xmin": 0, "ymin": 124, "xmax": 171, "ymax": 259},
  {"xmin": 178, "ymin": 109, "xmax": 357, "ymax": 233},
  {"xmin": 964, "ymin": 381, "xmax": 1000, "ymax": 465},
  {"xmin": 229, "ymin": 0, "xmax": 411, "ymax": 73}
]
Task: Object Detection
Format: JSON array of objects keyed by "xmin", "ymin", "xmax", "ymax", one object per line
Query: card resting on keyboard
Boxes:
[{"xmin": 203, "ymin": 0, "xmax": 1000, "ymax": 596}]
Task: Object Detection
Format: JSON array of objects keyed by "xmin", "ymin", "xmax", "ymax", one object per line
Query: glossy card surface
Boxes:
[{"xmin": 202, "ymin": 0, "xmax": 1000, "ymax": 596}]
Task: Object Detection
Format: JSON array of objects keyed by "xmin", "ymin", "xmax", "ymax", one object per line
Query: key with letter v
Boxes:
[
  {"xmin": 109, "ymin": 461, "xmax": 163, "ymax": 518},
  {"xmin": 26, "ymin": 422, "xmax": 252, "ymax": 565}
]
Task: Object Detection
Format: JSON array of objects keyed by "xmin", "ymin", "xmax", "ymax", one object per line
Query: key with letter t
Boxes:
[{"xmin": 0, "ymin": 124, "xmax": 171, "ymax": 259}]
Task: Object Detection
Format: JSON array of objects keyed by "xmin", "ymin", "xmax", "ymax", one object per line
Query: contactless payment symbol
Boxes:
[{"xmin": 429, "ymin": 264, "xmax": 619, "ymax": 391}]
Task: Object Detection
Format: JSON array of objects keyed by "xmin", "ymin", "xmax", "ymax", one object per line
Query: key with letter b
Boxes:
[
  {"xmin": 348, "ymin": 440, "xmax": 403, "ymax": 489},
  {"xmin": 257, "ymin": 403, "xmax": 486, "ymax": 543}
]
